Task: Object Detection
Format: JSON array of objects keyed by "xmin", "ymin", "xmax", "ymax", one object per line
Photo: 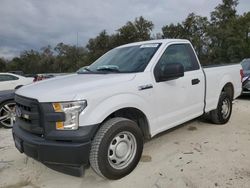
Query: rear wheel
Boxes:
[
  {"xmin": 89, "ymin": 117, "xmax": 143, "ymax": 179},
  {"xmin": 0, "ymin": 100, "xmax": 16, "ymax": 128},
  {"xmin": 210, "ymin": 92, "xmax": 232, "ymax": 124}
]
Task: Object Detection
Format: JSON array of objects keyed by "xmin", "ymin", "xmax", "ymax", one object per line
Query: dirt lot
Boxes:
[{"xmin": 0, "ymin": 97, "xmax": 250, "ymax": 188}]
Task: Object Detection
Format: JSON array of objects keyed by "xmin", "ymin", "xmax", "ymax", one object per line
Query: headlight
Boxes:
[{"xmin": 52, "ymin": 100, "xmax": 87, "ymax": 130}]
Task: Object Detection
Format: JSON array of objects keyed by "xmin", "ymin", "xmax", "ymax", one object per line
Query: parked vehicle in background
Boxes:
[
  {"xmin": 25, "ymin": 73, "xmax": 37, "ymax": 78},
  {"xmin": 13, "ymin": 39, "xmax": 242, "ymax": 179},
  {"xmin": 0, "ymin": 90, "xmax": 15, "ymax": 128},
  {"xmin": 241, "ymin": 58, "xmax": 250, "ymax": 94},
  {"xmin": 0, "ymin": 73, "xmax": 33, "ymax": 91},
  {"xmin": 43, "ymin": 74, "xmax": 55, "ymax": 79},
  {"xmin": 9, "ymin": 71, "xmax": 24, "ymax": 76}
]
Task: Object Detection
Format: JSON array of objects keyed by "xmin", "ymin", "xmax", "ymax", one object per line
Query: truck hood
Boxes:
[{"xmin": 16, "ymin": 73, "xmax": 136, "ymax": 102}]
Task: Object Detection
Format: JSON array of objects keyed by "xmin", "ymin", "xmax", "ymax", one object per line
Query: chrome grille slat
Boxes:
[{"xmin": 15, "ymin": 95, "xmax": 43, "ymax": 134}]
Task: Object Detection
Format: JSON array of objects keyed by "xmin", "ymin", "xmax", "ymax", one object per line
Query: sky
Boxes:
[{"xmin": 0, "ymin": 0, "xmax": 250, "ymax": 59}]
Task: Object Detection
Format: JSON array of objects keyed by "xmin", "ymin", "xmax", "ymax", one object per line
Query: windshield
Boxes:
[{"xmin": 81, "ymin": 43, "xmax": 161, "ymax": 74}]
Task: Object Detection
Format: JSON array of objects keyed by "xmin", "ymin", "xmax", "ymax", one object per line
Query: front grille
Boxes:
[
  {"xmin": 15, "ymin": 95, "xmax": 44, "ymax": 134},
  {"xmin": 243, "ymin": 81, "xmax": 250, "ymax": 91}
]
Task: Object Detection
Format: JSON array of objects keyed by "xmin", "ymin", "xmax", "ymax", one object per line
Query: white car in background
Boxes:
[{"xmin": 0, "ymin": 73, "xmax": 33, "ymax": 91}]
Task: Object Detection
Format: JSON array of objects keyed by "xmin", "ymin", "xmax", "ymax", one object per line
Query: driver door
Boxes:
[{"xmin": 152, "ymin": 43, "xmax": 204, "ymax": 134}]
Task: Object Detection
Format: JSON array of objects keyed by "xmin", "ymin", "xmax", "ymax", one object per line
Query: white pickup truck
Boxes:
[{"xmin": 13, "ymin": 39, "xmax": 242, "ymax": 179}]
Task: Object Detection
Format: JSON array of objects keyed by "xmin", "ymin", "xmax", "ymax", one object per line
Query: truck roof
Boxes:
[{"xmin": 117, "ymin": 39, "xmax": 190, "ymax": 48}]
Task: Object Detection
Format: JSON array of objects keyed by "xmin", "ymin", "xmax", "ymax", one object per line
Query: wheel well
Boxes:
[
  {"xmin": 15, "ymin": 85, "xmax": 23, "ymax": 90},
  {"xmin": 0, "ymin": 99, "xmax": 15, "ymax": 106},
  {"xmin": 222, "ymin": 83, "xmax": 234, "ymax": 99},
  {"xmin": 103, "ymin": 108, "xmax": 151, "ymax": 139}
]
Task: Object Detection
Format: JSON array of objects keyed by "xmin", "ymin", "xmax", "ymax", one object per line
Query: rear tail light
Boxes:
[{"xmin": 240, "ymin": 69, "xmax": 244, "ymax": 82}]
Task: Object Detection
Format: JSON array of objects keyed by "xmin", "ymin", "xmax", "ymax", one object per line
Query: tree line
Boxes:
[{"xmin": 0, "ymin": 0, "xmax": 250, "ymax": 74}]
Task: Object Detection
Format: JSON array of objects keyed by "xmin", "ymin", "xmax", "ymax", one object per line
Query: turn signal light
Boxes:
[
  {"xmin": 56, "ymin": 122, "xmax": 64, "ymax": 130},
  {"xmin": 53, "ymin": 103, "xmax": 62, "ymax": 112}
]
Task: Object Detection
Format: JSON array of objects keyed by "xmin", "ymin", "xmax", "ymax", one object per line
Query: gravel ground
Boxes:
[{"xmin": 0, "ymin": 96, "xmax": 250, "ymax": 188}]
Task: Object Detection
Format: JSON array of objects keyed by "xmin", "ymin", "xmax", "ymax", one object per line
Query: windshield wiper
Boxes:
[
  {"xmin": 77, "ymin": 67, "xmax": 93, "ymax": 74},
  {"xmin": 83, "ymin": 67, "xmax": 92, "ymax": 72},
  {"xmin": 96, "ymin": 65, "xmax": 120, "ymax": 73}
]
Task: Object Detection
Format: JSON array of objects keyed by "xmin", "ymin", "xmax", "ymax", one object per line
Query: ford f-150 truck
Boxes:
[{"xmin": 12, "ymin": 39, "xmax": 242, "ymax": 179}]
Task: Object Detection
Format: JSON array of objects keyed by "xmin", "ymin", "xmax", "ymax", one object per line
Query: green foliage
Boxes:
[
  {"xmin": 0, "ymin": 58, "xmax": 6, "ymax": 72},
  {"xmin": 86, "ymin": 17, "xmax": 154, "ymax": 62},
  {"xmin": 117, "ymin": 16, "xmax": 153, "ymax": 44},
  {"xmin": 86, "ymin": 30, "xmax": 114, "ymax": 62},
  {"xmin": 162, "ymin": 0, "xmax": 249, "ymax": 65},
  {"xmin": 0, "ymin": 1, "xmax": 250, "ymax": 73},
  {"xmin": 162, "ymin": 23, "xmax": 184, "ymax": 39},
  {"xmin": 162, "ymin": 13, "xmax": 209, "ymax": 64},
  {"xmin": 211, "ymin": 0, "xmax": 238, "ymax": 24},
  {"xmin": 208, "ymin": 0, "xmax": 240, "ymax": 64},
  {"xmin": 54, "ymin": 43, "xmax": 88, "ymax": 72}
]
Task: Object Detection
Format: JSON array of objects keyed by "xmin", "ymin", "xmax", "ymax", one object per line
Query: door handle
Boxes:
[{"xmin": 192, "ymin": 78, "xmax": 200, "ymax": 85}]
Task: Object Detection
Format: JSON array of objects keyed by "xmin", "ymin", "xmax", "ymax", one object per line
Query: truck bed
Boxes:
[{"xmin": 203, "ymin": 64, "xmax": 242, "ymax": 112}]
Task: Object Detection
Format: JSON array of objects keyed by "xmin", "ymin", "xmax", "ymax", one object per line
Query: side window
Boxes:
[
  {"xmin": 155, "ymin": 44, "xmax": 200, "ymax": 74},
  {"xmin": 0, "ymin": 75, "xmax": 19, "ymax": 82}
]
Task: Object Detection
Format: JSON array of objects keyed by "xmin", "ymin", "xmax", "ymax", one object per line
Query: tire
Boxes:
[
  {"xmin": 0, "ymin": 100, "xmax": 16, "ymax": 128},
  {"xmin": 89, "ymin": 117, "xmax": 143, "ymax": 180},
  {"xmin": 210, "ymin": 92, "xmax": 232, "ymax": 124}
]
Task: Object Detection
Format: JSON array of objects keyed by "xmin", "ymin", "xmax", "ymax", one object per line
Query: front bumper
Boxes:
[
  {"xmin": 12, "ymin": 124, "xmax": 98, "ymax": 176},
  {"xmin": 13, "ymin": 94, "xmax": 100, "ymax": 176}
]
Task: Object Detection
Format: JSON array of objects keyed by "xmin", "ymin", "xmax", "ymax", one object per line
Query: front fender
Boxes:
[{"xmin": 79, "ymin": 93, "xmax": 155, "ymax": 129}]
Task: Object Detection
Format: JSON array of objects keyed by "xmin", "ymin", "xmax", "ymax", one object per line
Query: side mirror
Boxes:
[{"xmin": 159, "ymin": 63, "xmax": 184, "ymax": 82}]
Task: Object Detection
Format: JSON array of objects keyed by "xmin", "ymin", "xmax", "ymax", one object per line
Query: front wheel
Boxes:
[
  {"xmin": 89, "ymin": 117, "xmax": 143, "ymax": 180},
  {"xmin": 210, "ymin": 92, "xmax": 232, "ymax": 124}
]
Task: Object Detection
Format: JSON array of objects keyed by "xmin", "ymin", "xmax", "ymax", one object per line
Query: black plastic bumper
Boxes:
[{"xmin": 12, "ymin": 124, "xmax": 97, "ymax": 176}]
